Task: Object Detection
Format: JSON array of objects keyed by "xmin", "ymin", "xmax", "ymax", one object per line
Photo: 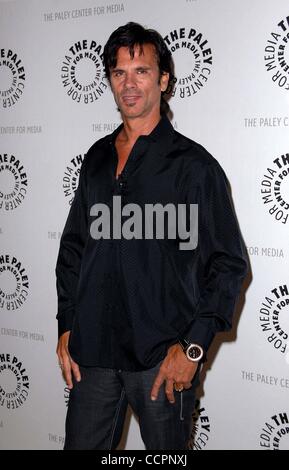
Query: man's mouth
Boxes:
[{"xmin": 122, "ymin": 95, "xmax": 142, "ymax": 104}]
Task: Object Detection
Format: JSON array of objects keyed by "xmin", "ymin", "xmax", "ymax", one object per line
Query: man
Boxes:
[{"xmin": 56, "ymin": 22, "xmax": 248, "ymax": 450}]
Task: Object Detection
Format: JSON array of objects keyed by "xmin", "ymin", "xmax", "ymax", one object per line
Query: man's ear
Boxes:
[{"xmin": 160, "ymin": 72, "xmax": 170, "ymax": 92}]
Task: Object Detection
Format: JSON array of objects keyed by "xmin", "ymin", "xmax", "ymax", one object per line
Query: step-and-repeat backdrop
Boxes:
[{"xmin": 1, "ymin": 0, "xmax": 289, "ymax": 450}]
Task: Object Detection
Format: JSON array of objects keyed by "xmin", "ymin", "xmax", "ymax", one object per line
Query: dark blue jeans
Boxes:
[{"xmin": 64, "ymin": 362, "xmax": 199, "ymax": 450}]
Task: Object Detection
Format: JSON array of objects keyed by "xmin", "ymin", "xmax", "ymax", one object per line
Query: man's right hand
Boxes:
[{"xmin": 56, "ymin": 331, "xmax": 81, "ymax": 389}]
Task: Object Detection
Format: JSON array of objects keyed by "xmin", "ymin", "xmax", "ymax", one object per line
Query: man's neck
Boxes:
[{"xmin": 119, "ymin": 113, "xmax": 161, "ymax": 145}]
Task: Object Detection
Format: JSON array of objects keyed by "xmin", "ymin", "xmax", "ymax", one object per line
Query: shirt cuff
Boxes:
[
  {"xmin": 181, "ymin": 317, "xmax": 217, "ymax": 359},
  {"xmin": 57, "ymin": 310, "xmax": 74, "ymax": 338}
]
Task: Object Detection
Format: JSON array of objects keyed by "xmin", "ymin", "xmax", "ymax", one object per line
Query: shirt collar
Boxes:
[
  {"xmin": 145, "ymin": 114, "xmax": 175, "ymax": 143},
  {"xmin": 107, "ymin": 114, "xmax": 175, "ymax": 145}
]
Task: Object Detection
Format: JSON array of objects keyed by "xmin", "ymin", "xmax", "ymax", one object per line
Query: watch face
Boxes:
[{"xmin": 187, "ymin": 345, "xmax": 203, "ymax": 361}]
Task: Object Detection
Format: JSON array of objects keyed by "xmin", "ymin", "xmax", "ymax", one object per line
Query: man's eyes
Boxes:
[{"xmin": 112, "ymin": 69, "xmax": 149, "ymax": 77}]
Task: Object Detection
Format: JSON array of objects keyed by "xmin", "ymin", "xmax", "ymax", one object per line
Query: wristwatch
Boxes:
[{"xmin": 178, "ymin": 339, "xmax": 204, "ymax": 362}]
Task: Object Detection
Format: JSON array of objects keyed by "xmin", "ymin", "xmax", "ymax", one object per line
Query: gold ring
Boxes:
[{"xmin": 174, "ymin": 384, "xmax": 184, "ymax": 392}]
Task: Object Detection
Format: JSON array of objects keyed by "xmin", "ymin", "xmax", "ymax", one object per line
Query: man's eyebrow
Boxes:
[{"xmin": 111, "ymin": 65, "xmax": 152, "ymax": 71}]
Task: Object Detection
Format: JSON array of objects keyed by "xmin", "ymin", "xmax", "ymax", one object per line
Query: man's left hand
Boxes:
[{"xmin": 150, "ymin": 343, "xmax": 199, "ymax": 403}]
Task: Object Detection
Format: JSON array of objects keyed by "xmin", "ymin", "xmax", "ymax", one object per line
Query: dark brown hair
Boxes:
[{"xmin": 103, "ymin": 22, "xmax": 173, "ymax": 114}]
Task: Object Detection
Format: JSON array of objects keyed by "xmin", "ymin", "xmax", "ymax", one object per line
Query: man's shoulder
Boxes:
[
  {"xmin": 173, "ymin": 130, "xmax": 221, "ymax": 171},
  {"xmin": 82, "ymin": 132, "xmax": 114, "ymax": 170},
  {"xmin": 86, "ymin": 134, "xmax": 111, "ymax": 157}
]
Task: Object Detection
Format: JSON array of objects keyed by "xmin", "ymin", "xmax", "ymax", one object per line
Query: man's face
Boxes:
[{"xmin": 109, "ymin": 43, "xmax": 169, "ymax": 121}]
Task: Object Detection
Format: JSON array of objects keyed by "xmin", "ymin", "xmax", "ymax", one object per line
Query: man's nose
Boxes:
[{"xmin": 123, "ymin": 71, "xmax": 136, "ymax": 88}]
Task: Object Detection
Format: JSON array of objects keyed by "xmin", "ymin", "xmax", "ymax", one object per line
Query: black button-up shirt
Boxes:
[{"xmin": 56, "ymin": 116, "xmax": 248, "ymax": 371}]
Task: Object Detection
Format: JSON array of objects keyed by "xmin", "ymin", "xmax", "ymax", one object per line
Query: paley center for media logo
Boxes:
[
  {"xmin": 0, "ymin": 353, "xmax": 30, "ymax": 410},
  {"xmin": 260, "ymin": 412, "xmax": 289, "ymax": 450},
  {"xmin": 61, "ymin": 39, "xmax": 107, "ymax": 103},
  {"xmin": 0, "ymin": 48, "xmax": 25, "ymax": 108},
  {"xmin": 188, "ymin": 399, "xmax": 211, "ymax": 450},
  {"xmin": 62, "ymin": 154, "xmax": 84, "ymax": 205},
  {"xmin": 264, "ymin": 16, "xmax": 289, "ymax": 91},
  {"xmin": 0, "ymin": 153, "xmax": 28, "ymax": 211},
  {"xmin": 0, "ymin": 255, "xmax": 29, "ymax": 310},
  {"xmin": 89, "ymin": 196, "xmax": 198, "ymax": 250},
  {"xmin": 259, "ymin": 284, "xmax": 289, "ymax": 356},
  {"xmin": 260, "ymin": 153, "xmax": 289, "ymax": 224},
  {"xmin": 163, "ymin": 26, "xmax": 213, "ymax": 99}
]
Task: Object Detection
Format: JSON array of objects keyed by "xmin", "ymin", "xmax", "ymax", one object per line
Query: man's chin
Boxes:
[{"xmin": 120, "ymin": 108, "xmax": 144, "ymax": 119}]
